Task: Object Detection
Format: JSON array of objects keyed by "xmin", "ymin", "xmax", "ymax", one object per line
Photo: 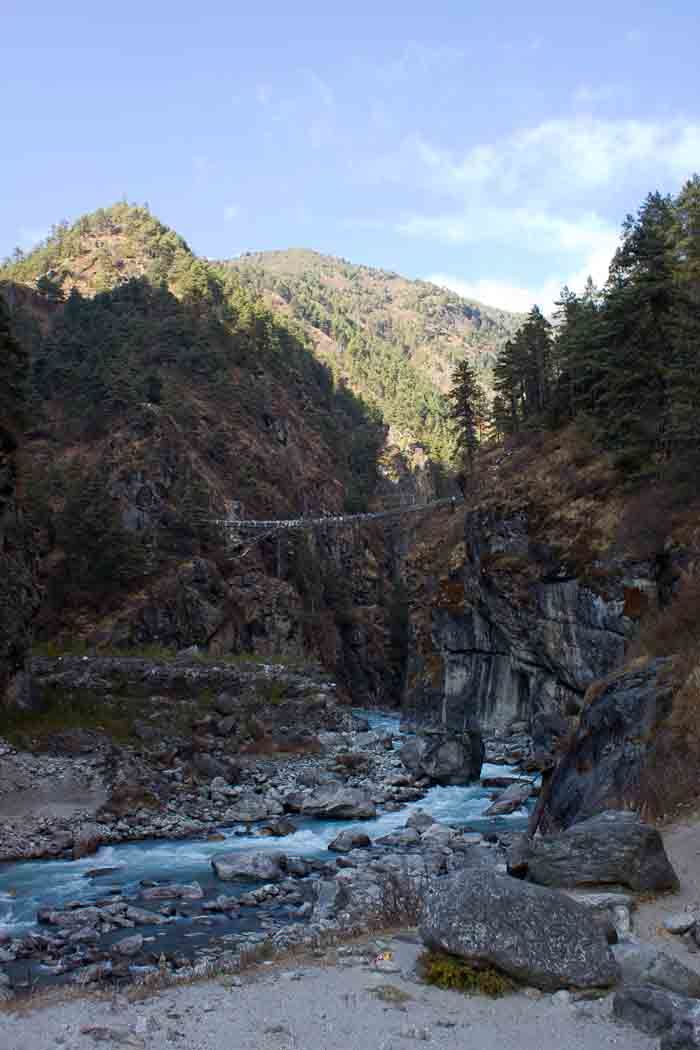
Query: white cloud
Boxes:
[
  {"xmin": 223, "ymin": 204, "xmax": 240, "ymax": 222},
  {"xmin": 397, "ymin": 205, "xmax": 618, "ymax": 258},
  {"xmin": 379, "ymin": 117, "xmax": 700, "ymax": 202},
  {"xmin": 427, "ymin": 231, "xmax": 617, "ymax": 314},
  {"xmin": 424, "ymin": 212, "xmax": 619, "ymax": 314}
]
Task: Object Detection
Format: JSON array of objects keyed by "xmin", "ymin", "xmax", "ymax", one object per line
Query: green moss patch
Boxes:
[{"xmin": 418, "ymin": 950, "xmax": 514, "ymax": 997}]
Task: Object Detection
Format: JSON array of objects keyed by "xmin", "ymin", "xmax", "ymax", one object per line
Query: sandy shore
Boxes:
[{"xmin": 2, "ymin": 936, "xmax": 654, "ymax": 1050}]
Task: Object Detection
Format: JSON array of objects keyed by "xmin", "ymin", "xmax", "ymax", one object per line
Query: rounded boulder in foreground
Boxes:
[{"xmin": 419, "ymin": 868, "xmax": 619, "ymax": 991}]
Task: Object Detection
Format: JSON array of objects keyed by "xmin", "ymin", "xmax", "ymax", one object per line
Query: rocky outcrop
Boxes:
[
  {"xmin": 508, "ymin": 811, "xmax": 679, "ymax": 893},
  {"xmin": 399, "ymin": 728, "xmax": 483, "ymax": 785},
  {"xmin": 540, "ymin": 659, "xmax": 691, "ymax": 828},
  {"xmin": 405, "ymin": 506, "xmax": 655, "ymax": 734},
  {"xmin": 420, "ymin": 868, "xmax": 619, "ymax": 990}
]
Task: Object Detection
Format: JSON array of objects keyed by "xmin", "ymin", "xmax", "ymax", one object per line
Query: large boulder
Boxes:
[
  {"xmin": 211, "ymin": 850, "xmax": 287, "ymax": 882},
  {"xmin": 289, "ymin": 786, "xmax": 376, "ymax": 820},
  {"xmin": 399, "ymin": 729, "xmax": 483, "ymax": 785},
  {"xmin": 419, "ymin": 868, "xmax": 619, "ymax": 991},
  {"xmin": 508, "ymin": 811, "xmax": 679, "ymax": 893}
]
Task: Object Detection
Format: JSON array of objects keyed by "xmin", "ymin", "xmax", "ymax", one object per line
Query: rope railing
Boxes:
[{"xmin": 206, "ymin": 495, "xmax": 462, "ymax": 533}]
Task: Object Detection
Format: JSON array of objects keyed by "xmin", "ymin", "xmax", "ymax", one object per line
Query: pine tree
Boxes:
[{"xmin": 446, "ymin": 359, "xmax": 486, "ymax": 468}]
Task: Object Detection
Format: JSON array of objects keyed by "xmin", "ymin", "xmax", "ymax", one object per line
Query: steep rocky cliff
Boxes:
[
  {"xmin": 0, "ymin": 206, "xmax": 427, "ymax": 706},
  {"xmin": 403, "ymin": 431, "xmax": 682, "ymax": 734}
]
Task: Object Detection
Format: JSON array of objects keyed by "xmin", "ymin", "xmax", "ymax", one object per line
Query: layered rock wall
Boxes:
[{"xmin": 405, "ymin": 507, "xmax": 656, "ymax": 734}]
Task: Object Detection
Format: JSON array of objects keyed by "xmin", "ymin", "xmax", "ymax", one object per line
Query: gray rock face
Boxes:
[
  {"xmin": 404, "ymin": 509, "xmax": 647, "ymax": 733},
  {"xmin": 399, "ymin": 730, "xmax": 483, "ymax": 785},
  {"xmin": 211, "ymin": 850, "xmax": 287, "ymax": 881},
  {"xmin": 420, "ymin": 868, "xmax": 619, "ymax": 990},
  {"xmin": 613, "ymin": 938, "xmax": 700, "ymax": 998},
  {"xmin": 613, "ymin": 983, "xmax": 700, "ymax": 1038},
  {"xmin": 541, "ymin": 659, "xmax": 678, "ymax": 829},
  {"xmin": 508, "ymin": 811, "xmax": 679, "ymax": 893}
]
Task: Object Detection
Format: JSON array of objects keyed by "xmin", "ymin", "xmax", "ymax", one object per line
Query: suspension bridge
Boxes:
[
  {"xmin": 208, "ymin": 495, "xmax": 462, "ymax": 533},
  {"xmin": 204, "ymin": 495, "xmax": 462, "ymax": 564}
]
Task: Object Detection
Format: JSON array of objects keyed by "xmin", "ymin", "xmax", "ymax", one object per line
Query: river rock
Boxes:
[
  {"xmin": 141, "ymin": 882, "xmax": 203, "ymax": 900},
  {"xmin": 419, "ymin": 823, "xmax": 457, "ymax": 847},
  {"xmin": 210, "ymin": 776, "xmax": 237, "ymax": 802},
  {"xmin": 377, "ymin": 828, "xmax": 421, "ymax": 847},
  {"xmin": 112, "ymin": 933, "xmax": 144, "ymax": 958},
  {"xmin": 223, "ymin": 792, "xmax": 279, "ymax": 822},
  {"xmin": 406, "ymin": 809, "xmax": 435, "ymax": 831},
  {"xmin": 212, "ymin": 850, "xmax": 287, "ymax": 881},
  {"xmin": 613, "ymin": 983, "xmax": 700, "ymax": 1037},
  {"xmin": 484, "ymin": 781, "xmax": 532, "ymax": 816},
  {"xmin": 613, "ymin": 939, "xmax": 700, "ymax": 998},
  {"xmin": 258, "ymin": 817, "xmax": 297, "ymax": 837},
  {"xmin": 72, "ymin": 823, "xmax": 102, "ymax": 860},
  {"xmin": 192, "ymin": 753, "xmax": 229, "ymax": 780},
  {"xmin": 328, "ymin": 829, "xmax": 372, "ymax": 853},
  {"xmin": 214, "ymin": 691, "xmax": 238, "ymax": 716},
  {"xmin": 124, "ymin": 906, "xmax": 167, "ymax": 925},
  {"xmin": 294, "ymin": 786, "xmax": 376, "ymax": 820},
  {"xmin": 419, "ymin": 869, "xmax": 619, "ymax": 990},
  {"xmin": 399, "ymin": 729, "xmax": 483, "ymax": 786},
  {"xmin": 215, "ymin": 715, "xmax": 238, "ymax": 736},
  {"xmin": 665, "ymin": 914, "xmax": 698, "ymax": 935},
  {"xmin": 508, "ymin": 811, "xmax": 679, "ymax": 893}
]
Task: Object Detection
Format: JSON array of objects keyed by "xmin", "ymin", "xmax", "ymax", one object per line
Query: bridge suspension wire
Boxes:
[{"xmin": 207, "ymin": 495, "xmax": 462, "ymax": 536}]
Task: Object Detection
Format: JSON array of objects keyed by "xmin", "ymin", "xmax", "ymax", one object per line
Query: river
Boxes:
[{"xmin": 0, "ymin": 711, "xmax": 533, "ymax": 985}]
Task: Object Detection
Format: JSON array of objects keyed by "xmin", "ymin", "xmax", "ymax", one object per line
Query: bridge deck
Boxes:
[{"xmin": 208, "ymin": 496, "xmax": 461, "ymax": 532}]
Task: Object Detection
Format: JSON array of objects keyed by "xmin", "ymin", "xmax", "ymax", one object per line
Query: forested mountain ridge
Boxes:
[
  {"xmin": 0, "ymin": 204, "xmax": 412, "ymax": 698},
  {"xmin": 225, "ymin": 248, "xmax": 521, "ymax": 459}
]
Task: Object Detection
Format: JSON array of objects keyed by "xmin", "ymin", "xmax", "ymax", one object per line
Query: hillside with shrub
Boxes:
[
  {"xmin": 225, "ymin": 248, "xmax": 520, "ymax": 460},
  {"xmin": 0, "ymin": 204, "xmax": 412, "ymax": 701}
]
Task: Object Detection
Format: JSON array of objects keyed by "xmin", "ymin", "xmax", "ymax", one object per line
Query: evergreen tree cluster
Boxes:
[
  {"xmin": 491, "ymin": 177, "xmax": 700, "ymax": 485},
  {"xmin": 229, "ymin": 249, "xmax": 520, "ymax": 462}
]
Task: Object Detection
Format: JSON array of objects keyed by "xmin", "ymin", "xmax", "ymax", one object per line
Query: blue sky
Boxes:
[{"xmin": 2, "ymin": 1, "xmax": 699, "ymax": 311}]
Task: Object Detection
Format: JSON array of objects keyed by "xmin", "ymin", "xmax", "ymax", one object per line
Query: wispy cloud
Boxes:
[
  {"xmin": 426, "ymin": 219, "xmax": 618, "ymax": 314},
  {"xmin": 380, "ymin": 118, "xmax": 700, "ymax": 201},
  {"xmin": 374, "ymin": 113, "xmax": 700, "ymax": 310}
]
